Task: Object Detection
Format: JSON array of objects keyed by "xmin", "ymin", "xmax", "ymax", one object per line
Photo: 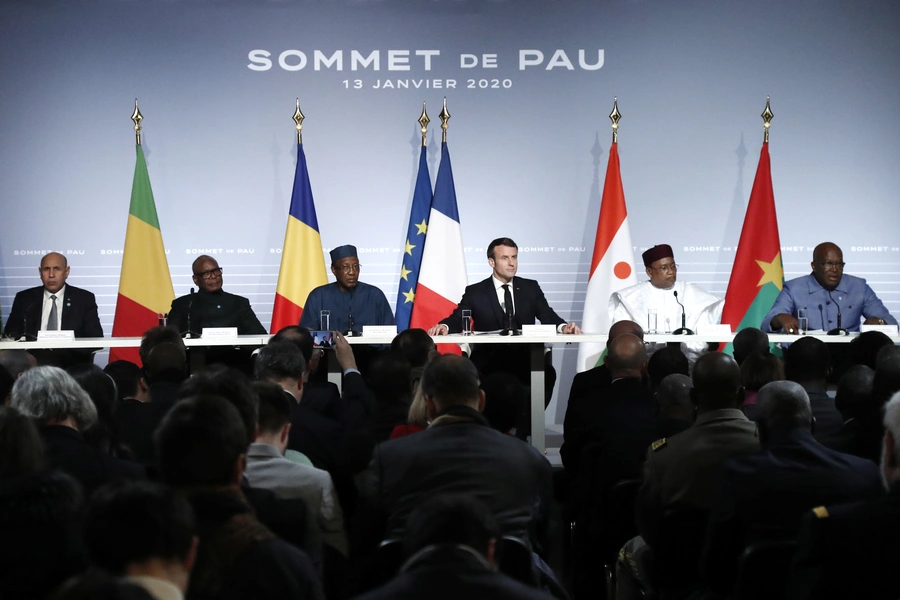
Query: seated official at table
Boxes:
[
  {"xmin": 300, "ymin": 245, "xmax": 395, "ymax": 335},
  {"xmin": 166, "ymin": 255, "xmax": 267, "ymax": 336},
  {"xmin": 763, "ymin": 242, "xmax": 896, "ymax": 334}
]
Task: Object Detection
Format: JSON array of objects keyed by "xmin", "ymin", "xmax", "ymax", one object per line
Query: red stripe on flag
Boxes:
[
  {"xmin": 271, "ymin": 293, "xmax": 303, "ymax": 334},
  {"xmin": 410, "ymin": 283, "xmax": 461, "ymax": 355},
  {"xmin": 110, "ymin": 294, "xmax": 162, "ymax": 365},
  {"xmin": 589, "ymin": 143, "xmax": 627, "ymax": 277}
]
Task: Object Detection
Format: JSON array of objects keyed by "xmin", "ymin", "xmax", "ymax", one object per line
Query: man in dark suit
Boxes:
[
  {"xmin": 784, "ymin": 336, "xmax": 844, "ymax": 446},
  {"xmin": 4, "ymin": 252, "xmax": 103, "ymax": 366},
  {"xmin": 356, "ymin": 354, "xmax": 553, "ymax": 555},
  {"xmin": 701, "ymin": 380, "xmax": 883, "ymax": 596}
]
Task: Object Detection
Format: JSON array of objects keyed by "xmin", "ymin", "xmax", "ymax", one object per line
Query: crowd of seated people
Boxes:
[{"xmin": 1, "ymin": 325, "xmax": 899, "ymax": 600}]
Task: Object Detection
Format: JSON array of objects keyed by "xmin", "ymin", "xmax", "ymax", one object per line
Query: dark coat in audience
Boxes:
[
  {"xmin": 790, "ymin": 482, "xmax": 900, "ymax": 600},
  {"xmin": 356, "ymin": 405, "xmax": 553, "ymax": 555},
  {"xmin": 115, "ymin": 379, "xmax": 181, "ymax": 465},
  {"xmin": 355, "ymin": 545, "xmax": 555, "ymax": 600},
  {"xmin": 702, "ymin": 429, "xmax": 884, "ymax": 595},
  {"xmin": 241, "ymin": 480, "xmax": 315, "ymax": 569},
  {"xmin": 0, "ymin": 471, "xmax": 86, "ymax": 600},
  {"xmin": 802, "ymin": 384, "xmax": 844, "ymax": 447},
  {"xmin": 40, "ymin": 425, "xmax": 145, "ymax": 495},
  {"xmin": 562, "ymin": 364, "xmax": 611, "ymax": 462},
  {"xmin": 344, "ymin": 401, "xmax": 411, "ymax": 475},
  {"xmin": 304, "ymin": 371, "xmax": 376, "ymax": 432}
]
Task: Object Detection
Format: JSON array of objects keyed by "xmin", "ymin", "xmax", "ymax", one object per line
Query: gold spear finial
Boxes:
[
  {"xmin": 418, "ymin": 102, "xmax": 430, "ymax": 147},
  {"xmin": 762, "ymin": 96, "xmax": 774, "ymax": 143},
  {"xmin": 609, "ymin": 97, "xmax": 621, "ymax": 144},
  {"xmin": 131, "ymin": 99, "xmax": 143, "ymax": 146},
  {"xmin": 293, "ymin": 99, "xmax": 305, "ymax": 144},
  {"xmin": 439, "ymin": 97, "xmax": 450, "ymax": 143}
]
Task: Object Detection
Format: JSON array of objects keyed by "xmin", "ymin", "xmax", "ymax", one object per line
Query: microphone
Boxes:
[
  {"xmin": 185, "ymin": 287, "xmax": 195, "ymax": 339},
  {"xmin": 672, "ymin": 290, "xmax": 694, "ymax": 335},
  {"xmin": 347, "ymin": 313, "xmax": 355, "ymax": 337},
  {"xmin": 827, "ymin": 291, "xmax": 848, "ymax": 335},
  {"xmin": 19, "ymin": 302, "xmax": 36, "ymax": 341}
]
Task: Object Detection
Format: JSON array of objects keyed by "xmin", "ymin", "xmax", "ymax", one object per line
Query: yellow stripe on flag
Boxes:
[
  {"xmin": 276, "ymin": 216, "xmax": 328, "ymax": 307},
  {"xmin": 118, "ymin": 214, "xmax": 175, "ymax": 312}
]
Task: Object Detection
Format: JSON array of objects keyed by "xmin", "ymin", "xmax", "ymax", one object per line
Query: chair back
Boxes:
[{"xmin": 499, "ymin": 536, "xmax": 538, "ymax": 587}]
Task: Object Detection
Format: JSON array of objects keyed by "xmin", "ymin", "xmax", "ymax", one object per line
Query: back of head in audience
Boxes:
[
  {"xmin": 784, "ymin": 336, "xmax": 831, "ymax": 385},
  {"xmin": 271, "ymin": 325, "xmax": 314, "ymax": 362},
  {"xmin": 403, "ymin": 493, "xmax": 500, "ymax": 565},
  {"xmin": 0, "ymin": 367, "xmax": 14, "ymax": 406},
  {"xmin": 605, "ymin": 333, "xmax": 648, "ymax": 379},
  {"xmin": 51, "ymin": 571, "xmax": 156, "ymax": 600},
  {"xmin": 10, "ymin": 366, "xmax": 98, "ymax": 431},
  {"xmin": 390, "ymin": 328, "xmax": 437, "ymax": 368},
  {"xmin": 607, "ymin": 320, "xmax": 644, "ymax": 344},
  {"xmin": 0, "ymin": 405, "xmax": 45, "ymax": 480},
  {"xmin": 143, "ymin": 342, "xmax": 187, "ymax": 384},
  {"xmin": 741, "ymin": 351, "xmax": 785, "ymax": 392},
  {"xmin": 876, "ymin": 344, "xmax": 899, "ymax": 370},
  {"xmin": 880, "ymin": 392, "xmax": 900, "ymax": 489},
  {"xmin": 84, "ymin": 481, "xmax": 197, "ymax": 592},
  {"xmin": 139, "ymin": 326, "xmax": 185, "ymax": 366},
  {"xmin": 252, "ymin": 380, "xmax": 293, "ymax": 452},
  {"xmin": 655, "ymin": 374, "xmax": 694, "ymax": 424},
  {"xmin": 836, "ymin": 365, "xmax": 876, "ymax": 420},
  {"xmin": 874, "ymin": 354, "xmax": 900, "ymax": 407},
  {"xmin": 421, "ymin": 354, "xmax": 484, "ymax": 415},
  {"xmin": 732, "ymin": 328, "xmax": 769, "ymax": 366},
  {"xmin": 103, "ymin": 360, "xmax": 144, "ymax": 401},
  {"xmin": 155, "ymin": 394, "xmax": 248, "ymax": 487},
  {"xmin": 177, "ymin": 366, "xmax": 259, "ymax": 447},
  {"xmin": 755, "ymin": 381, "xmax": 813, "ymax": 445},
  {"xmin": 0, "ymin": 349, "xmax": 37, "ymax": 380},
  {"xmin": 648, "ymin": 346, "xmax": 689, "ymax": 389},
  {"xmin": 254, "ymin": 341, "xmax": 307, "ymax": 401},
  {"xmin": 848, "ymin": 331, "xmax": 895, "ymax": 370},
  {"xmin": 67, "ymin": 364, "xmax": 118, "ymax": 426},
  {"xmin": 691, "ymin": 352, "xmax": 743, "ymax": 412},
  {"xmin": 480, "ymin": 372, "xmax": 525, "ymax": 434},
  {"xmin": 367, "ymin": 352, "xmax": 412, "ymax": 406}
]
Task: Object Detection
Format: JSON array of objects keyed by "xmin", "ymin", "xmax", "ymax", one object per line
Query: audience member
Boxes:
[
  {"xmin": 647, "ymin": 345, "xmax": 689, "ymax": 391},
  {"xmin": 790, "ymin": 391, "xmax": 900, "ymax": 599},
  {"xmin": 739, "ymin": 351, "xmax": 785, "ymax": 421},
  {"xmin": 52, "ymin": 572, "xmax": 155, "ymax": 600},
  {"xmin": 873, "ymin": 352, "xmax": 900, "ymax": 406},
  {"xmin": 104, "ymin": 360, "xmax": 147, "ymax": 403},
  {"xmin": 10, "ymin": 366, "xmax": 144, "ymax": 493},
  {"xmin": 0, "ymin": 348, "xmax": 37, "ymax": 379},
  {"xmin": 154, "ymin": 394, "xmax": 323, "ymax": 600},
  {"xmin": 832, "ymin": 364, "xmax": 885, "ymax": 462},
  {"xmin": 653, "ymin": 373, "xmax": 694, "ymax": 439},
  {"xmin": 389, "ymin": 327, "xmax": 437, "ymax": 371},
  {"xmin": 835, "ymin": 364, "xmax": 875, "ymax": 422},
  {"xmin": 389, "ymin": 385, "xmax": 429, "ymax": 439},
  {"xmin": 731, "ymin": 327, "xmax": 770, "ymax": 366},
  {"xmin": 481, "ymin": 372, "xmax": 526, "ymax": 435},
  {"xmin": 356, "ymin": 494, "xmax": 554, "ymax": 600},
  {"xmin": 846, "ymin": 330, "xmax": 895, "ymax": 370},
  {"xmin": 68, "ymin": 364, "xmax": 132, "ymax": 460},
  {"xmin": 784, "ymin": 337, "xmax": 843, "ymax": 445},
  {"xmin": 0, "ymin": 405, "xmax": 86, "ymax": 600},
  {"xmin": 701, "ymin": 381, "xmax": 883, "ymax": 596},
  {"xmin": 0, "ymin": 366, "xmax": 14, "ymax": 405},
  {"xmin": 356, "ymin": 355, "xmax": 553, "ymax": 556},
  {"xmin": 83, "ymin": 481, "xmax": 197, "ymax": 600},
  {"xmin": 139, "ymin": 325, "xmax": 185, "ymax": 366}
]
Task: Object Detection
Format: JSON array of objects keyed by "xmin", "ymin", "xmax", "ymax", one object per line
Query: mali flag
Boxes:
[
  {"xmin": 110, "ymin": 144, "xmax": 175, "ymax": 365},
  {"xmin": 721, "ymin": 141, "xmax": 783, "ymax": 351},
  {"xmin": 271, "ymin": 142, "xmax": 328, "ymax": 333}
]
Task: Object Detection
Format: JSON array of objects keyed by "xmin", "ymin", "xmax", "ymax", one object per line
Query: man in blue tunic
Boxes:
[
  {"xmin": 762, "ymin": 242, "xmax": 896, "ymax": 334},
  {"xmin": 300, "ymin": 245, "xmax": 394, "ymax": 335}
]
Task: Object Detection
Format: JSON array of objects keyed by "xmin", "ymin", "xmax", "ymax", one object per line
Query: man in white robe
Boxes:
[{"xmin": 609, "ymin": 244, "xmax": 723, "ymax": 362}]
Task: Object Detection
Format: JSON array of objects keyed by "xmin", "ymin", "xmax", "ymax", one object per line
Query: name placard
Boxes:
[
  {"xmin": 362, "ymin": 325, "xmax": 398, "ymax": 337},
  {"xmin": 697, "ymin": 324, "xmax": 732, "ymax": 335},
  {"xmin": 861, "ymin": 324, "xmax": 899, "ymax": 335},
  {"xmin": 202, "ymin": 327, "xmax": 239, "ymax": 339},
  {"xmin": 522, "ymin": 324, "xmax": 557, "ymax": 336},
  {"xmin": 37, "ymin": 330, "xmax": 75, "ymax": 341}
]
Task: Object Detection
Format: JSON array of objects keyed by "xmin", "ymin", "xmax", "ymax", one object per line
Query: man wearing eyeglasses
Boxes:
[
  {"xmin": 763, "ymin": 242, "xmax": 896, "ymax": 334},
  {"xmin": 166, "ymin": 255, "xmax": 267, "ymax": 336},
  {"xmin": 300, "ymin": 245, "xmax": 394, "ymax": 335},
  {"xmin": 609, "ymin": 245, "xmax": 723, "ymax": 362}
]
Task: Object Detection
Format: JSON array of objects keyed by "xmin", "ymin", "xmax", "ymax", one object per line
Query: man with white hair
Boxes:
[
  {"xmin": 701, "ymin": 381, "xmax": 882, "ymax": 596},
  {"xmin": 790, "ymin": 391, "xmax": 900, "ymax": 599},
  {"xmin": 10, "ymin": 366, "xmax": 145, "ymax": 493}
]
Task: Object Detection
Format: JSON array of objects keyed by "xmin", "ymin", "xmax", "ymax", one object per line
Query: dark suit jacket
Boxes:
[
  {"xmin": 40, "ymin": 425, "xmax": 146, "ymax": 495},
  {"xmin": 115, "ymin": 379, "xmax": 183, "ymax": 465},
  {"xmin": 4, "ymin": 285, "xmax": 103, "ymax": 340},
  {"xmin": 167, "ymin": 289, "xmax": 266, "ymax": 335},
  {"xmin": 702, "ymin": 429, "xmax": 883, "ymax": 595},
  {"xmin": 440, "ymin": 276, "xmax": 565, "ymax": 333}
]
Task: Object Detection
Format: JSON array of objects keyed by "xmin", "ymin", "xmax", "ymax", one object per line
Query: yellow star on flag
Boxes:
[
  {"xmin": 414, "ymin": 219, "xmax": 428, "ymax": 235},
  {"xmin": 404, "ymin": 240, "xmax": 415, "ymax": 256},
  {"xmin": 402, "ymin": 289, "xmax": 415, "ymax": 304},
  {"xmin": 399, "ymin": 264, "xmax": 412, "ymax": 281},
  {"xmin": 755, "ymin": 252, "xmax": 783, "ymax": 291}
]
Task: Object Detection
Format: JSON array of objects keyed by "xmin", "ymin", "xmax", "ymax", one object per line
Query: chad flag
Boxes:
[
  {"xmin": 271, "ymin": 142, "xmax": 328, "ymax": 333},
  {"xmin": 110, "ymin": 143, "xmax": 175, "ymax": 365}
]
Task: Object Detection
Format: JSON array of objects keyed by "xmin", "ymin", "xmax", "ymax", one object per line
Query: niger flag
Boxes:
[
  {"xmin": 110, "ymin": 144, "xmax": 175, "ymax": 365},
  {"xmin": 721, "ymin": 141, "xmax": 783, "ymax": 350}
]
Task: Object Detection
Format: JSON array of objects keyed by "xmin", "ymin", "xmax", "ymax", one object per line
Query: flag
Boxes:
[
  {"xmin": 410, "ymin": 141, "xmax": 467, "ymax": 350},
  {"xmin": 110, "ymin": 144, "xmax": 175, "ymax": 365},
  {"xmin": 395, "ymin": 146, "xmax": 433, "ymax": 330},
  {"xmin": 721, "ymin": 141, "xmax": 782, "ymax": 352},
  {"xmin": 271, "ymin": 143, "xmax": 328, "ymax": 333},
  {"xmin": 576, "ymin": 142, "xmax": 637, "ymax": 371}
]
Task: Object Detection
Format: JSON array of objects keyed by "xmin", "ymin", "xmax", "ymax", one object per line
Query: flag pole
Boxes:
[
  {"xmin": 419, "ymin": 102, "xmax": 430, "ymax": 147},
  {"xmin": 131, "ymin": 99, "xmax": 143, "ymax": 146},
  {"xmin": 609, "ymin": 96, "xmax": 621, "ymax": 143},
  {"xmin": 762, "ymin": 96, "xmax": 773, "ymax": 142},
  {"xmin": 293, "ymin": 99, "xmax": 305, "ymax": 144},
  {"xmin": 439, "ymin": 97, "xmax": 450, "ymax": 142}
]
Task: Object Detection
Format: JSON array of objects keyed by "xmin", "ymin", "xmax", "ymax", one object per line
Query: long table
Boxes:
[{"xmin": 3, "ymin": 332, "xmax": 897, "ymax": 453}]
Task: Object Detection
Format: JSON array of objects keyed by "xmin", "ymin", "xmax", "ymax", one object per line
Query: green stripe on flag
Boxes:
[
  {"xmin": 129, "ymin": 146, "xmax": 161, "ymax": 229},
  {"xmin": 722, "ymin": 281, "xmax": 783, "ymax": 357}
]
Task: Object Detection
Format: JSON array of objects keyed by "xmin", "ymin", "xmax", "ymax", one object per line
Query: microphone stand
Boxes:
[
  {"xmin": 826, "ymin": 291, "xmax": 848, "ymax": 335},
  {"xmin": 671, "ymin": 290, "xmax": 694, "ymax": 335}
]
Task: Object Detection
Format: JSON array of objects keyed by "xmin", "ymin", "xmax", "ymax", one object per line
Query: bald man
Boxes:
[
  {"xmin": 3, "ymin": 252, "xmax": 103, "ymax": 342},
  {"xmin": 763, "ymin": 242, "xmax": 896, "ymax": 334}
]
